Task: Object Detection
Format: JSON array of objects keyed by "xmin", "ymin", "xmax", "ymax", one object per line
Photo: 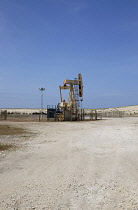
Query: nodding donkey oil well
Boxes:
[
  {"xmin": 57, "ymin": 73, "xmax": 83, "ymax": 121},
  {"xmin": 47, "ymin": 73, "xmax": 84, "ymax": 121}
]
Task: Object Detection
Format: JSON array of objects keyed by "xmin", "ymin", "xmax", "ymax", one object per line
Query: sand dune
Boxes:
[{"xmin": 97, "ymin": 105, "xmax": 138, "ymax": 116}]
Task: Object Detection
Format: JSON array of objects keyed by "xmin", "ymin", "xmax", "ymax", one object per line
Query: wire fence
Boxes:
[{"xmin": 0, "ymin": 109, "xmax": 138, "ymax": 122}]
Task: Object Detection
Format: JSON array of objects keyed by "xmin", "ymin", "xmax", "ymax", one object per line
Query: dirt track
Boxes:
[{"xmin": 0, "ymin": 118, "xmax": 138, "ymax": 210}]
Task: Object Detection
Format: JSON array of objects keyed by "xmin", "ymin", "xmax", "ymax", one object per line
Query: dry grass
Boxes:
[
  {"xmin": 0, "ymin": 124, "xmax": 31, "ymax": 151},
  {"xmin": 0, "ymin": 143, "xmax": 15, "ymax": 151},
  {"xmin": 0, "ymin": 125, "xmax": 28, "ymax": 135}
]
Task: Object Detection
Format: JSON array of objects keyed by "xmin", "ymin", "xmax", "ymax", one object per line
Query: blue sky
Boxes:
[{"xmin": 0, "ymin": 0, "xmax": 138, "ymax": 109}]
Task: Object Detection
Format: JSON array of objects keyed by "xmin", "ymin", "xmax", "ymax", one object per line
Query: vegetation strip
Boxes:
[
  {"xmin": 0, "ymin": 144, "xmax": 15, "ymax": 151},
  {"xmin": 0, "ymin": 125, "xmax": 28, "ymax": 135}
]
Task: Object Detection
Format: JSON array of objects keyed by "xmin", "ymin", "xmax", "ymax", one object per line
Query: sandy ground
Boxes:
[{"xmin": 0, "ymin": 118, "xmax": 138, "ymax": 210}]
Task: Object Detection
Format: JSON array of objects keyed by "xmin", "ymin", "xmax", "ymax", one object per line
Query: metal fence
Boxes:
[
  {"xmin": 0, "ymin": 109, "xmax": 137, "ymax": 122},
  {"xmin": 99, "ymin": 111, "xmax": 125, "ymax": 118}
]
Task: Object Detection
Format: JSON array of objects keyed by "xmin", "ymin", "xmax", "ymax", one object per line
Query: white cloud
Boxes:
[
  {"xmin": 60, "ymin": 0, "xmax": 86, "ymax": 12},
  {"xmin": 121, "ymin": 20, "xmax": 138, "ymax": 31}
]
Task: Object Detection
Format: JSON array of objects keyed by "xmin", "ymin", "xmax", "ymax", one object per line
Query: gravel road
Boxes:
[{"xmin": 0, "ymin": 118, "xmax": 138, "ymax": 210}]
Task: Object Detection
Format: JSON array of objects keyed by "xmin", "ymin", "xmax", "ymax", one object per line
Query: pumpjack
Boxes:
[{"xmin": 57, "ymin": 74, "xmax": 83, "ymax": 121}]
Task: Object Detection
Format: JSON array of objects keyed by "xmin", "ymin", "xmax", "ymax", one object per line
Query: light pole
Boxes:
[{"xmin": 39, "ymin": 88, "xmax": 45, "ymax": 120}]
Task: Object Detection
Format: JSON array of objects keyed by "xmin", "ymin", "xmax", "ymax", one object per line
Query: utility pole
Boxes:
[
  {"xmin": 80, "ymin": 98, "xmax": 83, "ymax": 120},
  {"xmin": 39, "ymin": 88, "xmax": 45, "ymax": 120}
]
